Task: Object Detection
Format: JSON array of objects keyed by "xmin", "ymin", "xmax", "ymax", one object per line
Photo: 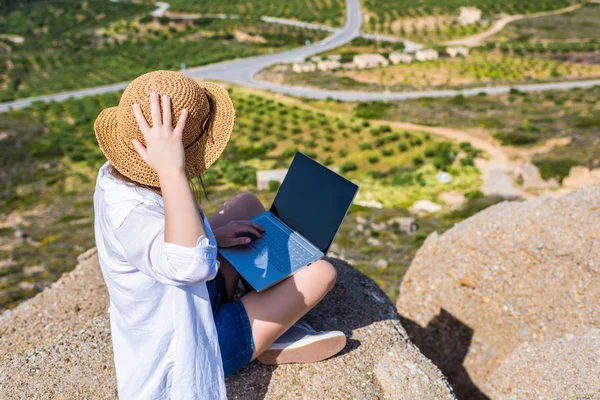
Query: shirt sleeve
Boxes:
[{"xmin": 114, "ymin": 203, "xmax": 219, "ymax": 286}]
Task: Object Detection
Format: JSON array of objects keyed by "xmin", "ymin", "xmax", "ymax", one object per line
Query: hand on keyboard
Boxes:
[{"xmin": 213, "ymin": 220, "xmax": 265, "ymax": 247}]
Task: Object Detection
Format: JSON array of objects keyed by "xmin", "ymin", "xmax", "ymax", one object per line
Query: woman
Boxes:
[{"xmin": 93, "ymin": 70, "xmax": 346, "ymax": 399}]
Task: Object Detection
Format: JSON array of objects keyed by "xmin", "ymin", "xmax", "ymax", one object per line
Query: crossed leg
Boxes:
[{"xmin": 209, "ymin": 193, "xmax": 337, "ymax": 360}]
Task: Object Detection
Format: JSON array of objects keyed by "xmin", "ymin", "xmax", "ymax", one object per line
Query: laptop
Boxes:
[{"xmin": 218, "ymin": 152, "xmax": 359, "ymax": 292}]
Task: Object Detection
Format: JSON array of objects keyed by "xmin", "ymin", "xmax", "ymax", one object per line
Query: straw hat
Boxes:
[{"xmin": 94, "ymin": 70, "xmax": 235, "ymax": 187}]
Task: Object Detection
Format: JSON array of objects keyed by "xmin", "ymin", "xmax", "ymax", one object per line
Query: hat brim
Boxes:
[{"xmin": 94, "ymin": 81, "xmax": 235, "ymax": 187}]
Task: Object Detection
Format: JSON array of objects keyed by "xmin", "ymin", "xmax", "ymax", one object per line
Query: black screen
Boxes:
[{"xmin": 270, "ymin": 152, "xmax": 359, "ymax": 253}]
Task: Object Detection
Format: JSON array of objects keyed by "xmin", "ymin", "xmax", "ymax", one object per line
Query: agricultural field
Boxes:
[
  {"xmin": 501, "ymin": 2, "xmax": 600, "ymax": 42},
  {"xmin": 0, "ymin": 1, "xmax": 326, "ymax": 101},
  {"xmin": 361, "ymin": 0, "xmax": 579, "ymax": 40},
  {"xmin": 0, "ymin": 85, "xmax": 484, "ymax": 310},
  {"xmin": 326, "ymin": 85, "xmax": 599, "ymax": 182},
  {"xmin": 258, "ymin": 49, "xmax": 600, "ymax": 91},
  {"xmin": 167, "ymin": 0, "xmax": 346, "ymax": 27}
]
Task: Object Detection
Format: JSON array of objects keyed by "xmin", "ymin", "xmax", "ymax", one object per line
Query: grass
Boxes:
[
  {"xmin": 259, "ymin": 49, "xmax": 600, "ymax": 92},
  {"xmin": 0, "ymin": 84, "xmax": 484, "ymax": 310}
]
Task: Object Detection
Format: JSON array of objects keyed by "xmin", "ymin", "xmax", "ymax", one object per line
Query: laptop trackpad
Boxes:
[{"xmin": 220, "ymin": 245, "xmax": 270, "ymax": 284}]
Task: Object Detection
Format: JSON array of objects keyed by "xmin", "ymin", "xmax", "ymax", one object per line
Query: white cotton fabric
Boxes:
[{"xmin": 93, "ymin": 162, "xmax": 226, "ymax": 400}]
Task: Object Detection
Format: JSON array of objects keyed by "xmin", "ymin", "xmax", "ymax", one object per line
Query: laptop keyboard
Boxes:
[{"xmin": 252, "ymin": 214, "xmax": 316, "ymax": 273}]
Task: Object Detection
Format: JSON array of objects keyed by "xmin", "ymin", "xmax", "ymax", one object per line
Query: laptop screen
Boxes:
[{"xmin": 270, "ymin": 152, "xmax": 359, "ymax": 253}]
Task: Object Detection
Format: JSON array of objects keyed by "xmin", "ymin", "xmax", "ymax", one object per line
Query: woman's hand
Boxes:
[
  {"xmin": 132, "ymin": 91, "xmax": 188, "ymax": 180},
  {"xmin": 213, "ymin": 221, "xmax": 265, "ymax": 247}
]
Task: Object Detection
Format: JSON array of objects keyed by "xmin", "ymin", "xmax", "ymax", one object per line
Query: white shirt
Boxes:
[{"xmin": 93, "ymin": 162, "xmax": 226, "ymax": 400}]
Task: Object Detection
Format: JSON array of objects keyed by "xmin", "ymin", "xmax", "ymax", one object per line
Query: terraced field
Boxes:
[
  {"xmin": 0, "ymin": 85, "xmax": 482, "ymax": 310},
  {"xmin": 168, "ymin": 0, "xmax": 346, "ymax": 26}
]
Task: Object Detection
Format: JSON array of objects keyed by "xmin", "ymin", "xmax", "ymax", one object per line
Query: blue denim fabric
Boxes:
[{"xmin": 206, "ymin": 272, "xmax": 255, "ymax": 378}]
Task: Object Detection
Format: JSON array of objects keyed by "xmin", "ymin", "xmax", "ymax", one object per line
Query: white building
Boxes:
[
  {"xmin": 458, "ymin": 7, "xmax": 482, "ymax": 26},
  {"xmin": 389, "ymin": 51, "xmax": 413, "ymax": 64},
  {"xmin": 317, "ymin": 59, "xmax": 341, "ymax": 71},
  {"xmin": 327, "ymin": 54, "xmax": 342, "ymax": 61},
  {"xmin": 446, "ymin": 46, "xmax": 469, "ymax": 58},
  {"xmin": 310, "ymin": 56, "xmax": 321, "ymax": 62},
  {"xmin": 415, "ymin": 49, "xmax": 439, "ymax": 62},
  {"xmin": 353, "ymin": 53, "xmax": 389, "ymax": 69},
  {"xmin": 292, "ymin": 62, "xmax": 317, "ymax": 73},
  {"xmin": 256, "ymin": 169, "xmax": 288, "ymax": 190},
  {"xmin": 341, "ymin": 62, "xmax": 355, "ymax": 70}
]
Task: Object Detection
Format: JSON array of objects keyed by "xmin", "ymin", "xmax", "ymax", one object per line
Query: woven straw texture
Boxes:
[{"xmin": 94, "ymin": 70, "xmax": 235, "ymax": 187}]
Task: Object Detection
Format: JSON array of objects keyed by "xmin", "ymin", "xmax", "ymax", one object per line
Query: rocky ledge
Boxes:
[
  {"xmin": 397, "ymin": 185, "xmax": 600, "ymax": 399},
  {"xmin": 0, "ymin": 250, "xmax": 455, "ymax": 399}
]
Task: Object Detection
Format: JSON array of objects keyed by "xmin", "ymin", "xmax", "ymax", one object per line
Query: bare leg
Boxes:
[
  {"xmin": 241, "ymin": 259, "xmax": 337, "ymax": 360},
  {"xmin": 209, "ymin": 193, "xmax": 265, "ymax": 300},
  {"xmin": 209, "ymin": 192, "xmax": 339, "ymax": 361}
]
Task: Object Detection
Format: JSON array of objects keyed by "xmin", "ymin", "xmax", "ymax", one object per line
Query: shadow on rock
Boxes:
[
  {"xmin": 400, "ymin": 309, "xmax": 490, "ymax": 400},
  {"xmin": 225, "ymin": 258, "xmax": 456, "ymax": 399}
]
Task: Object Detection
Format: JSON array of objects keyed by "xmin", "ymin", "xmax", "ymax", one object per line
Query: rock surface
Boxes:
[
  {"xmin": 488, "ymin": 330, "xmax": 600, "ymax": 400},
  {"xmin": 396, "ymin": 185, "xmax": 600, "ymax": 399},
  {"xmin": 0, "ymin": 250, "xmax": 455, "ymax": 399}
]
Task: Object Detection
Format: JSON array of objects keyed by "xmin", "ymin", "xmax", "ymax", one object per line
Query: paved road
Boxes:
[{"xmin": 1, "ymin": 0, "xmax": 599, "ymax": 113}]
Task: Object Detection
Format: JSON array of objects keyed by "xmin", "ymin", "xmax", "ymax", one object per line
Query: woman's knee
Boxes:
[
  {"xmin": 296, "ymin": 259, "xmax": 337, "ymax": 295},
  {"xmin": 231, "ymin": 193, "xmax": 265, "ymax": 217}
]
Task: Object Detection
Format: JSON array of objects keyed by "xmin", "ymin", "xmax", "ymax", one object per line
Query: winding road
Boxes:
[{"xmin": 1, "ymin": 0, "xmax": 599, "ymax": 113}]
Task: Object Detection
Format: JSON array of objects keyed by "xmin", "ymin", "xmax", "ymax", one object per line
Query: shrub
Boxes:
[
  {"xmin": 304, "ymin": 150, "xmax": 317, "ymax": 159},
  {"xmin": 282, "ymin": 147, "xmax": 297, "ymax": 158},
  {"xmin": 340, "ymin": 161, "xmax": 357, "ymax": 173},
  {"xmin": 533, "ymin": 157, "xmax": 579, "ymax": 183},
  {"xmin": 494, "ymin": 131, "xmax": 538, "ymax": 145},
  {"xmin": 464, "ymin": 190, "xmax": 484, "ymax": 201},
  {"xmin": 370, "ymin": 127, "xmax": 382, "ymax": 136},
  {"xmin": 223, "ymin": 164, "xmax": 257, "ymax": 186},
  {"xmin": 268, "ymin": 180, "xmax": 280, "ymax": 192},
  {"xmin": 398, "ymin": 142, "xmax": 408, "ymax": 152},
  {"xmin": 460, "ymin": 156, "xmax": 475, "ymax": 166},
  {"xmin": 412, "ymin": 156, "xmax": 424, "ymax": 167},
  {"xmin": 338, "ymin": 149, "xmax": 348, "ymax": 157},
  {"xmin": 354, "ymin": 101, "xmax": 391, "ymax": 119},
  {"xmin": 359, "ymin": 142, "xmax": 373, "ymax": 150},
  {"xmin": 322, "ymin": 156, "xmax": 333, "ymax": 166},
  {"xmin": 381, "ymin": 148, "xmax": 394, "ymax": 157},
  {"xmin": 368, "ymin": 155, "xmax": 380, "ymax": 164},
  {"xmin": 379, "ymin": 125, "xmax": 392, "ymax": 133},
  {"xmin": 410, "ymin": 137, "xmax": 423, "ymax": 147}
]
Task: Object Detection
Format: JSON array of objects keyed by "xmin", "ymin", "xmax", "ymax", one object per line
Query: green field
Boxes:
[
  {"xmin": 503, "ymin": 3, "xmax": 600, "ymax": 41},
  {"xmin": 0, "ymin": 85, "xmax": 485, "ymax": 310},
  {"xmin": 260, "ymin": 48, "xmax": 600, "ymax": 92},
  {"xmin": 362, "ymin": 0, "xmax": 579, "ymax": 38},
  {"xmin": 168, "ymin": 0, "xmax": 346, "ymax": 27},
  {"xmin": 343, "ymin": 86, "xmax": 600, "ymax": 181},
  {"xmin": 0, "ymin": 1, "xmax": 326, "ymax": 101}
]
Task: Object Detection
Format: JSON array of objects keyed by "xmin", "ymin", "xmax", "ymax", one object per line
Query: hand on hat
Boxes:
[{"xmin": 132, "ymin": 91, "xmax": 188, "ymax": 180}]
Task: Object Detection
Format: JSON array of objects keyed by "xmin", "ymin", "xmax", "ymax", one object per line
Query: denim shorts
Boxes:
[{"xmin": 206, "ymin": 272, "xmax": 255, "ymax": 378}]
